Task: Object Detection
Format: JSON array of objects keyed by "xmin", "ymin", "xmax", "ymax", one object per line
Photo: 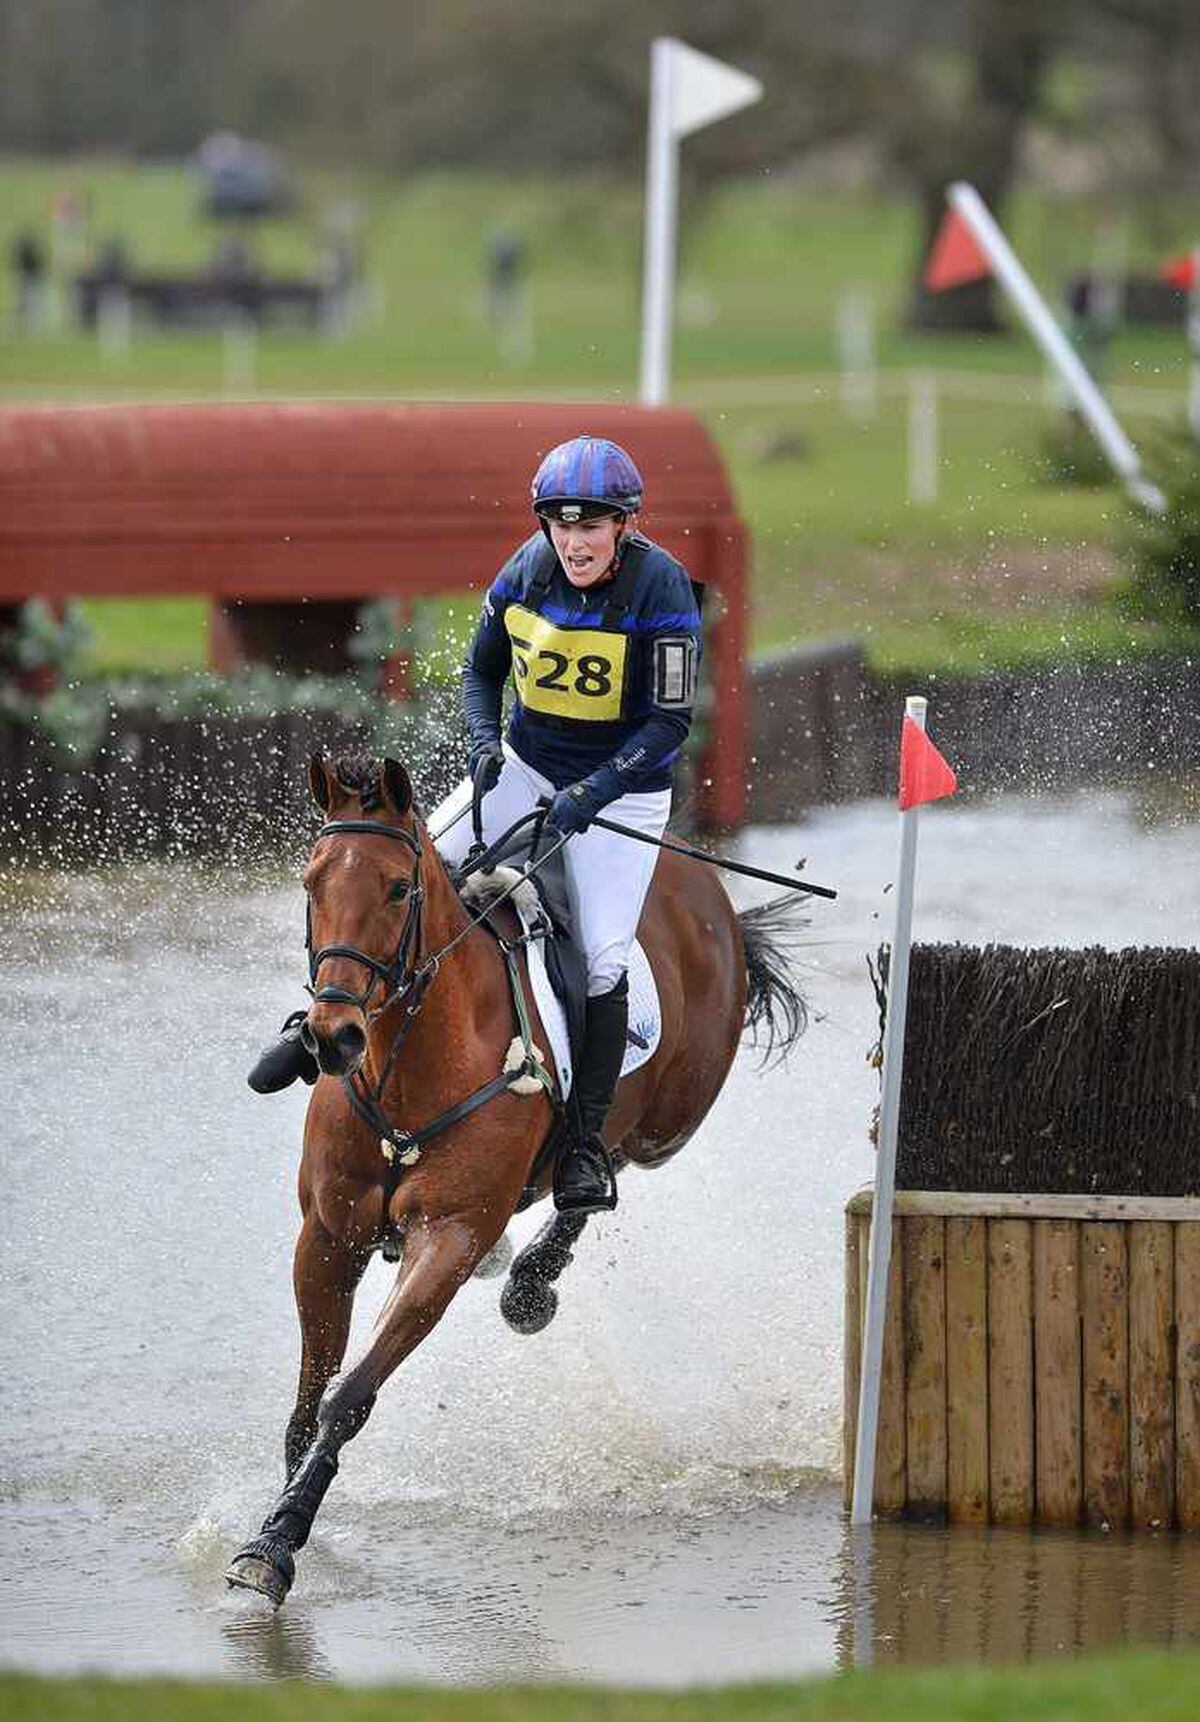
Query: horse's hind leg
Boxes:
[{"xmin": 500, "ymin": 1210, "xmax": 589, "ymax": 1335}]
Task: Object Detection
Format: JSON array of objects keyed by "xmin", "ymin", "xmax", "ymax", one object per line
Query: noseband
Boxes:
[{"xmin": 306, "ymin": 819, "xmax": 425, "ymax": 1019}]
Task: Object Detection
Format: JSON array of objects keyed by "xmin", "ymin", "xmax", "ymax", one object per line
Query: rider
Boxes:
[{"xmin": 247, "ymin": 434, "xmax": 702, "ymax": 1217}]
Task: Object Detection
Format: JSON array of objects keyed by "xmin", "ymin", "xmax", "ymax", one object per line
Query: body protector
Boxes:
[{"xmin": 461, "ymin": 531, "xmax": 701, "ymax": 800}]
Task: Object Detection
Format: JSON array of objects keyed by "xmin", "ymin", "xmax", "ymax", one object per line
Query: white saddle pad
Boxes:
[
  {"xmin": 462, "ymin": 868, "xmax": 661, "ymax": 1102},
  {"xmin": 521, "ymin": 910, "xmax": 660, "ymax": 1103}
]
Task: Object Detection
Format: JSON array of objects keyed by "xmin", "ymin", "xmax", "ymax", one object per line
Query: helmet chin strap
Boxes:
[{"xmin": 609, "ymin": 515, "xmax": 629, "ymax": 573}]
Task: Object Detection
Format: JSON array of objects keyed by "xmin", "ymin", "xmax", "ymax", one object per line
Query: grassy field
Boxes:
[
  {"xmin": 7, "ymin": 1653, "xmax": 1200, "ymax": 1720},
  {"xmin": 2, "ymin": 157, "xmax": 1195, "ymax": 671}
]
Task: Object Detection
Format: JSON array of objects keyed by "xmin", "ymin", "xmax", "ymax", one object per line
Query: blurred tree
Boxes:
[
  {"xmin": 0, "ymin": 0, "xmax": 242, "ymax": 153},
  {"xmin": 894, "ymin": 0, "xmax": 1057, "ymax": 331},
  {"xmin": 1088, "ymin": 0, "xmax": 1200, "ymax": 195},
  {"xmin": 2, "ymin": 0, "xmax": 1198, "ymax": 335}
]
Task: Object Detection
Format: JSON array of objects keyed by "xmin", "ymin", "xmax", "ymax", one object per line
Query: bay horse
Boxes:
[{"xmin": 226, "ymin": 752, "xmax": 806, "ymax": 1606}]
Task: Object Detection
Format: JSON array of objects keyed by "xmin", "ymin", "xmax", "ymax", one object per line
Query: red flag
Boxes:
[
  {"xmin": 924, "ymin": 208, "xmax": 992, "ymax": 293},
  {"xmin": 899, "ymin": 717, "xmax": 957, "ymax": 810},
  {"xmin": 1160, "ymin": 254, "xmax": 1197, "ymax": 292}
]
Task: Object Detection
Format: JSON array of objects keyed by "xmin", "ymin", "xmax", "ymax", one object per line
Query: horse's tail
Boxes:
[{"xmin": 738, "ymin": 895, "xmax": 809, "ymax": 1066}]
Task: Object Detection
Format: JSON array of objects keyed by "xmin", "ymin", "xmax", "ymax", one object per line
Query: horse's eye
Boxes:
[{"xmin": 388, "ymin": 880, "xmax": 410, "ymax": 903}]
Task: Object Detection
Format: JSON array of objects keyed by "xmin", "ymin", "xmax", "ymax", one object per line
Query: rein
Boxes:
[{"xmin": 305, "ymin": 811, "xmax": 559, "ymax": 1193}]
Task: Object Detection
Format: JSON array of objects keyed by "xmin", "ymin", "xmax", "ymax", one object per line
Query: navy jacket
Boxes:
[{"xmin": 462, "ymin": 531, "xmax": 702, "ymax": 796}]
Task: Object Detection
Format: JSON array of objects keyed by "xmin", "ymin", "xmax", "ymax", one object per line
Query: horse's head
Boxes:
[{"xmin": 301, "ymin": 752, "xmax": 422, "ymax": 1078}]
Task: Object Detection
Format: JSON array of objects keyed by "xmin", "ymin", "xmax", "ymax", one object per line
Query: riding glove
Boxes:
[
  {"xmin": 545, "ymin": 780, "xmax": 602, "ymax": 838},
  {"xmin": 470, "ymin": 739, "xmax": 505, "ymax": 797}
]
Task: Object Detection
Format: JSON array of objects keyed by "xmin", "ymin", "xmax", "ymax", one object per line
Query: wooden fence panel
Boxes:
[
  {"xmin": 987, "ymin": 1218, "xmax": 1034, "ymax": 1524},
  {"xmin": 875, "ymin": 1217, "xmax": 907, "ymax": 1514},
  {"xmin": 843, "ymin": 1207, "xmax": 863, "ymax": 1510},
  {"xmin": 1033, "ymin": 1218, "xmax": 1082, "ymax": 1525},
  {"xmin": 945, "ymin": 1215, "xmax": 989, "ymax": 1522},
  {"xmin": 1129, "ymin": 1221, "xmax": 1174, "ymax": 1528},
  {"xmin": 1174, "ymin": 1223, "xmax": 1200, "ymax": 1528},
  {"xmin": 846, "ymin": 1195, "xmax": 1197, "ymax": 1530},
  {"xmin": 1081, "ymin": 1222, "xmax": 1130, "ymax": 1527},
  {"xmin": 903, "ymin": 1214, "xmax": 947, "ymax": 1517}
]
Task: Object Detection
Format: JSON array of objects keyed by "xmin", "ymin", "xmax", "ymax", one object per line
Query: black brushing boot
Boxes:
[
  {"xmin": 553, "ymin": 975, "xmax": 627, "ymax": 1214},
  {"xmin": 247, "ymin": 1009, "xmax": 320, "ymax": 1094}
]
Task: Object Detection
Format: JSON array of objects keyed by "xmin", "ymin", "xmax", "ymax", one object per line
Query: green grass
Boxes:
[
  {"xmin": 3, "ymin": 161, "xmax": 1193, "ymax": 393},
  {"xmin": 702, "ymin": 391, "xmax": 1188, "ymax": 666},
  {"xmin": 7, "ymin": 1653, "xmax": 1200, "ymax": 1720},
  {"xmin": 79, "ymin": 596, "xmax": 209, "ymax": 670},
  {"xmin": 3, "ymin": 157, "xmax": 1196, "ymax": 673}
]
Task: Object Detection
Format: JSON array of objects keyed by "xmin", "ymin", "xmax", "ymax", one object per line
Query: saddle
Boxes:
[
  {"xmin": 452, "ymin": 814, "xmax": 662, "ymax": 1212},
  {"xmin": 453, "ymin": 829, "xmax": 590, "ymax": 1213},
  {"xmin": 455, "ymin": 826, "xmax": 589, "ymax": 1078}
]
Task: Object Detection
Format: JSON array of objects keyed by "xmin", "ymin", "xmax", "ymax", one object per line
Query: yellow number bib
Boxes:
[{"xmin": 505, "ymin": 604, "xmax": 627, "ymax": 722}]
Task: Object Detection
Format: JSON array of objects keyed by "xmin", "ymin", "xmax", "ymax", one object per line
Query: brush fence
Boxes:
[{"xmin": 844, "ymin": 1189, "xmax": 1200, "ymax": 1528}]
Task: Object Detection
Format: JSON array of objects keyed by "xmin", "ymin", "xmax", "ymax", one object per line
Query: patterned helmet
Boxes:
[{"xmin": 531, "ymin": 436, "xmax": 644, "ymax": 520}]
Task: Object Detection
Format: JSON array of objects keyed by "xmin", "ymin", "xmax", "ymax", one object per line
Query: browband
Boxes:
[{"xmin": 316, "ymin": 819, "xmax": 420, "ymax": 855}]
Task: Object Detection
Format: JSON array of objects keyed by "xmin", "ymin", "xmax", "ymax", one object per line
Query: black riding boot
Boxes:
[
  {"xmin": 554, "ymin": 975, "xmax": 627, "ymax": 1214},
  {"xmin": 247, "ymin": 1009, "xmax": 320, "ymax": 1094}
]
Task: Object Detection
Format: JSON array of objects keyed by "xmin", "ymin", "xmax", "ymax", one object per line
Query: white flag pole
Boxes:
[
  {"xmin": 906, "ymin": 371, "xmax": 939, "ymax": 505},
  {"xmin": 851, "ymin": 693, "xmax": 928, "ymax": 1525},
  {"xmin": 837, "ymin": 285, "xmax": 877, "ymax": 422},
  {"xmin": 639, "ymin": 39, "xmax": 762, "ymax": 407},
  {"xmin": 947, "ymin": 182, "xmax": 1164, "ymax": 515},
  {"xmin": 640, "ymin": 38, "xmax": 678, "ymax": 408}
]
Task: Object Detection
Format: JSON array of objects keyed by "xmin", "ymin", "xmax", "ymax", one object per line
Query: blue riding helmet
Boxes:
[{"xmin": 531, "ymin": 436, "xmax": 644, "ymax": 521}]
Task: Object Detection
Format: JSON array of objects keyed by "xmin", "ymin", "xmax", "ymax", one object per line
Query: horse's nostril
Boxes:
[
  {"xmin": 300, "ymin": 1020, "xmax": 318, "ymax": 1055},
  {"xmin": 334, "ymin": 1023, "xmax": 366, "ymax": 1063},
  {"xmin": 308, "ymin": 1016, "xmax": 365, "ymax": 1076}
]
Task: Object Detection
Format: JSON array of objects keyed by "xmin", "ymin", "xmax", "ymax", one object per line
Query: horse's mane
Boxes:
[
  {"xmin": 328, "ymin": 752, "xmax": 378, "ymax": 794},
  {"xmin": 324, "ymin": 752, "xmax": 420, "ymax": 819}
]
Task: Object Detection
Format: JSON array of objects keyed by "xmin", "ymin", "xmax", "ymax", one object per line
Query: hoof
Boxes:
[
  {"xmin": 474, "ymin": 1232, "xmax": 514, "ymax": 1280},
  {"xmin": 225, "ymin": 1536, "xmax": 295, "ymax": 1608},
  {"xmin": 500, "ymin": 1272, "xmax": 558, "ymax": 1335}
]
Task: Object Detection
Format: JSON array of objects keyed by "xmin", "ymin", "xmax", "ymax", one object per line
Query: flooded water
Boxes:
[{"xmin": 3, "ymin": 785, "xmax": 1200, "ymax": 1686}]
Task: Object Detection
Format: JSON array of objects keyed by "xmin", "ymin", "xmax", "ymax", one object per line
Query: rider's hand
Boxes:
[
  {"xmin": 544, "ymin": 781, "xmax": 599, "ymax": 839},
  {"xmin": 469, "ymin": 740, "xmax": 504, "ymax": 797}
]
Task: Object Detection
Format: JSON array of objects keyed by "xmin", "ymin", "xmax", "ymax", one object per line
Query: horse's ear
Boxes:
[
  {"xmin": 381, "ymin": 758, "xmax": 413, "ymax": 815},
  {"xmin": 308, "ymin": 753, "xmax": 332, "ymax": 812}
]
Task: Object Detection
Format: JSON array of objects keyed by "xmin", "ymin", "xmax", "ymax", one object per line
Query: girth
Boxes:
[{"xmin": 342, "ymin": 919, "xmax": 558, "ymax": 1205}]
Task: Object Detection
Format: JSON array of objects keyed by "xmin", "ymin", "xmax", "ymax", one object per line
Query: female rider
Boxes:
[
  {"xmin": 435, "ymin": 435, "xmax": 702, "ymax": 1212},
  {"xmin": 248, "ymin": 435, "xmax": 702, "ymax": 1217}
]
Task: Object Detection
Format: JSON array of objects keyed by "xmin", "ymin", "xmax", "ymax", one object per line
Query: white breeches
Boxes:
[{"xmin": 431, "ymin": 744, "xmax": 670, "ymax": 996}]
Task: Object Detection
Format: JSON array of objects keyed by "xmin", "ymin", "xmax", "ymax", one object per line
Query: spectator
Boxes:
[{"xmin": 10, "ymin": 230, "xmax": 47, "ymax": 331}]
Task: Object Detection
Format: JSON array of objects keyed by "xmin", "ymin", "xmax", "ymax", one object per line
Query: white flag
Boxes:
[
  {"xmin": 666, "ymin": 38, "xmax": 762, "ymax": 139},
  {"xmin": 640, "ymin": 38, "xmax": 762, "ymax": 406}
]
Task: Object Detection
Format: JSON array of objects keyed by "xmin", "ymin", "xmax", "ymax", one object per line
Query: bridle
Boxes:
[
  {"xmin": 300, "ymin": 804, "xmax": 561, "ymax": 1195},
  {"xmin": 303, "ymin": 806, "xmax": 562, "ymax": 1035},
  {"xmin": 306, "ymin": 818, "xmax": 426, "ymax": 1022}
]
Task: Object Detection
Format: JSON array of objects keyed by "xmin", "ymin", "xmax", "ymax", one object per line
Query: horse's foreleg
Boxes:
[
  {"xmin": 285, "ymin": 1211, "xmax": 370, "ymax": 1478},
  {"xmin": 226, "ymin": 1213, "xmax": 483, "ymax": 1607}
]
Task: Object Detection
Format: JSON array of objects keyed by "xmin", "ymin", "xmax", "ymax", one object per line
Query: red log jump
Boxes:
[{"xmin": 0, "ymin": 401, "xmax": 748, "ymax": 827}]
